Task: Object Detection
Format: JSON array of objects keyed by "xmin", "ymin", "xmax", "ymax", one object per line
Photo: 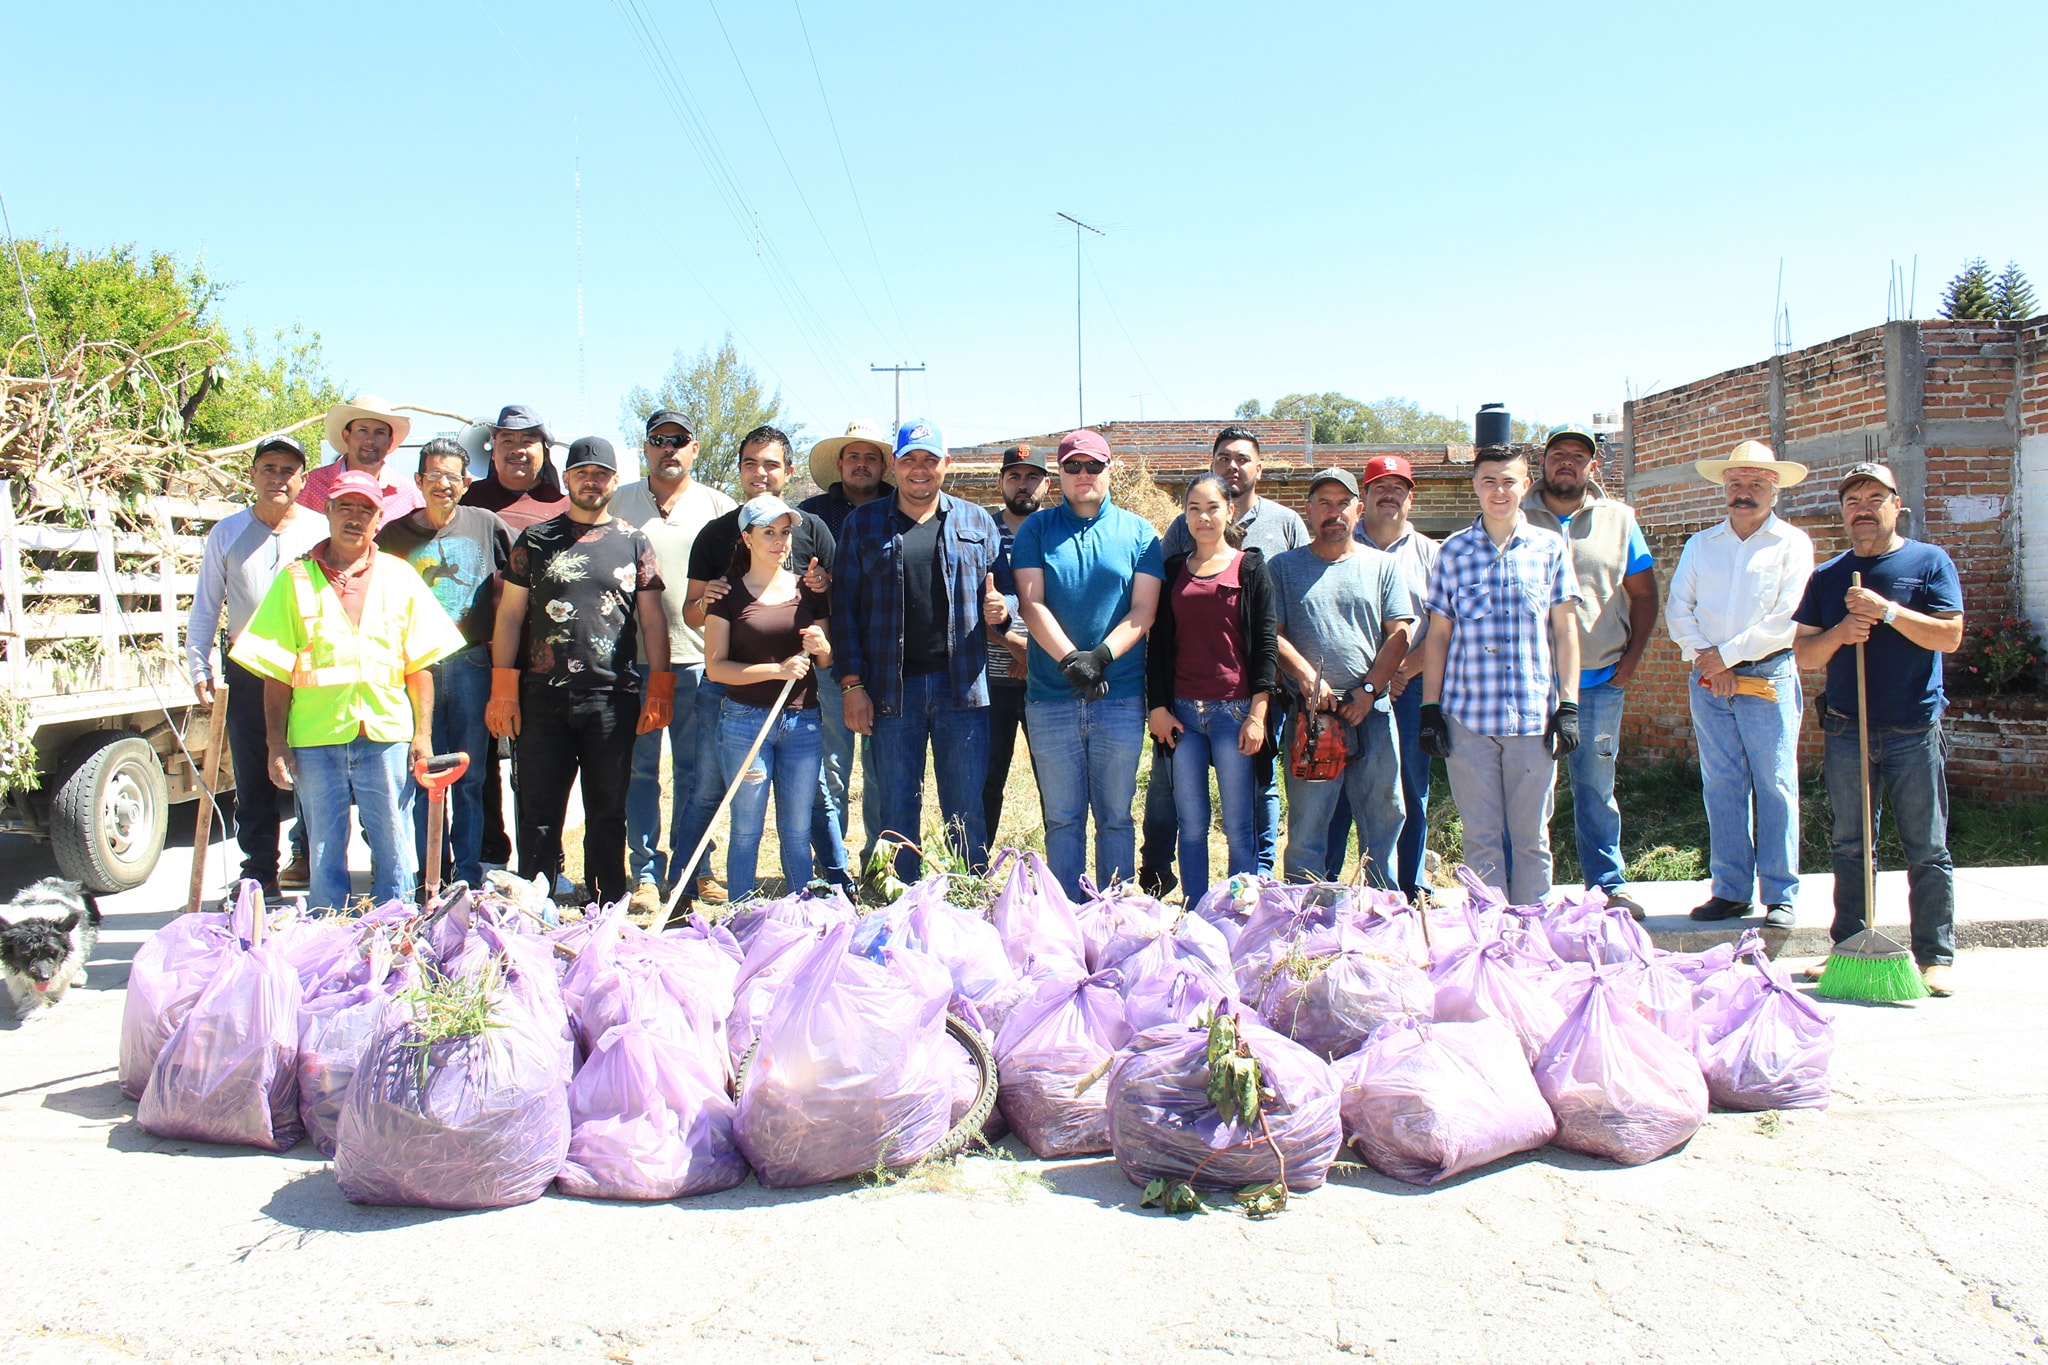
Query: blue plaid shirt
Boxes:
[
  {"xmin": 1427, "ymin": 516, "xmax": 1580, "ymax": 737},
  {"xmin": 832, "ymin": 492, "xmax": 1001, "ymax": 716}
]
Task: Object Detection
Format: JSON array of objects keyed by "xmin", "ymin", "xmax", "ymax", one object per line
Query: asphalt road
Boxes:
[{"xmin": 2, "ymin": 830, "xmax": 2044, "ymax": 1364}]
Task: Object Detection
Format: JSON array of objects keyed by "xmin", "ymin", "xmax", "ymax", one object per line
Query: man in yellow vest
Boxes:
[{"xmin": 232, "ymin": 470, "xmax": 467, "ymax": 910}]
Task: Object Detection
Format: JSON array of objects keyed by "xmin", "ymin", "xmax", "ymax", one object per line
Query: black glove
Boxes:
[
  {"xmin": 1059, "ymin": 643, "xmax": 1114, "ymax": 692},
  {"xmin": 1417, "ymin": 703, "xmax": 1452, "ymax": 759},
  {"xmin": 1545, "ymin": 700, "xmax": 1581, "ymax": 757}
]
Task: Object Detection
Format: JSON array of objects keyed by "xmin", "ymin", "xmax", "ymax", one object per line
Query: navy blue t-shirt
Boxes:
[{"xmin": 1793, "ymin": 539, "xmax": 1963, "ymax": 727}]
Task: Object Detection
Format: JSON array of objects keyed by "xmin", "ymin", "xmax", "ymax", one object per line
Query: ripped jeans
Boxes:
[{"xmin": 718, "ymin": 700, "xmax": 823, "ymax": 902}]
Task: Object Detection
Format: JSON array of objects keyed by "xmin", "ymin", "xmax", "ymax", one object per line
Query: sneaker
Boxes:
[
  {"xmin": 1604, "ymin": 889, "xmax": 1647, "ymax": 922},
  {"xmin": 1689, "ymin": 895, "xmax": 1752, "ymax": 921},
  {"xmin": 694, "ymin": 874, "xmax": 729, "ymax": 906},
  {"xmin": 1795, "ymin": 963, "xmax": 1827, "ymax": 983},
  {"xmin": 278, "ymin": 854, "xmax": 311, "ymax": 891},
  {"xmin": 627, "ymin": 880, "xmax": 663, "ymax": 925},
  {"xmin": 1922, "ymin": 964, "xmax": 1955, "ymax": 997},
  {"xmin": 1764, "ymin": 903, "xmax": 1796, "ymax": 929},
  {"xmin": 1138, "ymin": 865, "xmax": 1179, "ymax": 900}
]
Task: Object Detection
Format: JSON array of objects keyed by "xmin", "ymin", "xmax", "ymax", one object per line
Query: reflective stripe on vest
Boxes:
[{"xmin": 285, "ymin": 560, "xmax": 408, "ymax": 689}]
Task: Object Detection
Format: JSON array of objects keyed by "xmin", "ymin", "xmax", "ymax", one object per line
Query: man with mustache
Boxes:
[
  {"xmin": 297, "ymin": 395, "xmax": 426, "ymax": 520},
  {"xmin": 1520, "ymin": 424, "xmax": 1658, "ymax": 918},
  {"xmin": 1793, "ymin": 461, "xmax": 1965, "ymax": 997},
  {"xmin": 1139, "ymin": 426, "xmax": 1308, "ymax": 893},
  {"xmin": 1667, "ymin": 441, "xmax": 1815, "ymax": 929},
  {"xmin": 980, "ymin": 444, "xmax": 1049, "ymax": 847}
]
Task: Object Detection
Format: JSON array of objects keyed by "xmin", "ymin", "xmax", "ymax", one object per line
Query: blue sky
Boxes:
[{"xmin": 5, "ymin": 1, "xmax": 2043, "ymax": 454}]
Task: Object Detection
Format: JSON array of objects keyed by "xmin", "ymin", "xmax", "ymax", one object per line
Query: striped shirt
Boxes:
[{"xmin": 1426, "ymin": 516, "xmax": 1580, "ymax": 737}]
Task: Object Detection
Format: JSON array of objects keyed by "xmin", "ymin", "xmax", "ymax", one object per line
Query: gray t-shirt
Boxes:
[
  {"xmin": 1161, "ymin": 496, "xmax": 1309, "ymax": 561},
  {"xmin": 1268, "ymin": 544, "xmax": 1416, "ymax": 696}
]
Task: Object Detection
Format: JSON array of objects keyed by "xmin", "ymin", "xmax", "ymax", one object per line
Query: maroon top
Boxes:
[
  {"xmin": 711, "ymin": 579, "xmax": 828, "ymax": 711},
  {"xmin": 1172, "ymin": 552, "xmax": 1249, "ymax": 701}
]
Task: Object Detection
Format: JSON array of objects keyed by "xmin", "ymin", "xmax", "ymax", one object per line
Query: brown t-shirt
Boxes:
[{"xmin": 710, "ymin": 579, "xmax": 828, "ymax": 711}]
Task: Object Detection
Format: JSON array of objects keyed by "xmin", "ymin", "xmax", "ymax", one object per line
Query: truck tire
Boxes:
[{"xmin": 50, "ymin": 730, "xmax": 169, "ymax": 893}]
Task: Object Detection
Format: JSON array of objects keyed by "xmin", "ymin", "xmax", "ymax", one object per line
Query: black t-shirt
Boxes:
[
  {"xmin": 900, "ymin": 506, "xmax": 949, "ymax": 676},
  {"xmin": 376, "ymin": 506, "xmax": 512, "ymax": 647},
  {"xmin": 504, "ymin": 515, "xmax": 664, "ymax": 691},
  {"xmin": 710, "ymin": 579, "xmax": 829, "ymax": 711},
  {"xmin": 1793, "ymin": 538, "xmax": 1964, "ymax": 727},
  {"xmin": 687, "ymin": 506, "xmax": 836, "ymax": 584}
]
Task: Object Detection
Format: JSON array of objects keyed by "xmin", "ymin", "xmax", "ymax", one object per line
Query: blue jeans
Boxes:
[
  {"xmin": 294, "ymin": 735, "xmax": 416, "ymax": 912},
  {"xmin": 810, "ymin": 671, "xmax": 860, "ymax": 886},
  {"xmin": 1284, "ymin": 705, "xmax": 1401, "ymax": 888},
  {"xmin": 1168, "ymin": 698, "xmax": 1259, "ymax": 906},
  {"xmin": 1155, "ymin": 713, "xmax": 1280, "ymax": 880},
  {"xmin": 411, "ymin": 645, "xmax": 492, "ymax": 890},
  {"xmin": 869, "ymin": 671, "xmax": 990, "ymax": 879},
  {"xmin": 719, "ymin": 701, "xmax": 824, "ymax": 902},
  {"xmin": 1026, "ymin": 694, "xmax": 1145, "ymax": 900},
  {"xmin": 1563, "ymin": 680, "xmax": 1627, "ymax": 892},
  {"xmin": 669, "ymin": 679, "xmax": 726, "ymax": 888},
  {"xmin": 626, "ymin": 662, "xmax": 706, "ymax": 887},
  {"xmin": 1253, "ymin": 718, "xmax": 1279, "ymax": 876},
  {"xmin": 1391, "ymin": 684, "xmax": 1429, "ymax": 896},
  {"xmin": 1822, "ymin": 709, "xmax": 1954, "ymax": 967},
  {"xmin": 1689, "ymin": 652, "xmax": 1801, "ymax": 905}
]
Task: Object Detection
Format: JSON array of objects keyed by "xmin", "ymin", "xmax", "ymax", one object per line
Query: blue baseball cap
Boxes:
[{"xmin": 895, "ymin": 419, "xmax": 945, "ymax": 460}]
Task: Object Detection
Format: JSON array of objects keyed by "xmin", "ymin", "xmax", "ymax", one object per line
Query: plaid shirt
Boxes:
[
  {"xmin": 832, "ymin": 491, "xmax": 1001, "ymax": 715},
  {"xmin": 1427, "ymin": 515, "xmax": 1580, "ymax": 737}
]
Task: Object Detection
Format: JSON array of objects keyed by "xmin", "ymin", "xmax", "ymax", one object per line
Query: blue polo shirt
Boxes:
[
  {"xmin": 1010, "ymin": 497, "xmax": 1163, "ymax": 703},
  {"xmin": 1793, "ymin": 539, "xmax": 1963, "ymax": 727}
]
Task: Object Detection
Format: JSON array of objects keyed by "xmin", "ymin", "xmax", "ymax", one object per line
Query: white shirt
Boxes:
[
  {"xmin": 1358, "ymin": 524, "xmax": 1440, "ymax": 646},
  {"xmin": 611, "ymin": 477, "xmax": 737, "ymax": 664},
  {"xmin": 186, "ymin": 505, "xmax": 327, "ymax": 684},
  {"xmin": 1666, "ymin": 513, "xmax": 1815, "ymax": 666}
]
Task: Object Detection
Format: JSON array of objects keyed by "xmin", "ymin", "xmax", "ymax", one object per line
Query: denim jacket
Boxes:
[{"xmin": 832, "ymin": 492, "xmax": 1001, "ymax": 715}]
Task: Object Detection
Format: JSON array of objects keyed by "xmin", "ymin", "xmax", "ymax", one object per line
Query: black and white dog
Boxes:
[{"xmin": 0, "ymin": 877, "xmax": 101, "ymax": 1020}]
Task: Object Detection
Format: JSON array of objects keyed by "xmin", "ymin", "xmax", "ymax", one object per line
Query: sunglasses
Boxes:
[
  {"xmin": 1061, "ymin": 459, "xmax": 1108, "ymax": 475},
  {"xmin": 646, "ymin": 434, "xmax": 692, "ymax": 450}
]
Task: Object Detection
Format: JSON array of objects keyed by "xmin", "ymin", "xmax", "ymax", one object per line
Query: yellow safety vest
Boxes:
[{"xmin": 230, "ymin": 553, "xmax": 465, "ymax": 748}]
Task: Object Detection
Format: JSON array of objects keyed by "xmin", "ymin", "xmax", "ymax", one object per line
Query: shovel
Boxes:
[{"xmin": 412, "ymin": 751, "xmax": 471, "ymax": 901}]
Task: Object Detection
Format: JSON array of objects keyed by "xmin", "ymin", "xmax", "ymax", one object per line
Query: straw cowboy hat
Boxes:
[
  {"xmin": 1694, "ymin": 438, "xmax": 1807, "ymax": 486},
  {"xmin": 323, "ymin": 394, "xmax": 413, "ymax": 456},
  {"xmin": 808, "ymin": 418, "xmax": 895, "ymax": 491}
]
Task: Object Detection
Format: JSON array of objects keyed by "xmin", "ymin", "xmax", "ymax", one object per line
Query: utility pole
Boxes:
[
  {"xmin": 870, "ymin": 363, "xmax": 925, "ymax": 434},
  {"xmin": 1130, "ymin": 393, "xmax": 1147, "ymax": 421},
  {"xmin": 1057, "ymin": 212, "xmax": 1104, "ymax": 428}
]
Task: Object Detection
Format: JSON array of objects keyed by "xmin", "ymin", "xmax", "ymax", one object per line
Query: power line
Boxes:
[
  {"xmin": 870, "ymin": 363, "xmax": 925, "ymax": 434},
  {"xmin": 1056, "ymin": 213, "xmax": 1104, "ymax": 427},
  {"xmin": 1085, "ymin": 248, "xmax": 1181, "ymax": 419}
]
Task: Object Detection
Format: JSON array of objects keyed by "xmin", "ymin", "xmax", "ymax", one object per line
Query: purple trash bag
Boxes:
[
  {"xmin": 1119, "ymin": 935, "xmax": 1236, "ymax": 1035},
  {"xmin": 118, "ymin": 881, "xmax": 263, "ymax": 1099},
  {"xmin": 1231, "ymin": 882, "xmax": 1349, "ymax": 971},
  {"xmin": 727, "ymin": 919, "xmax": 832, "ymax": 1068},
  {"xmin": 566, "ymin": 913, "xmax": 738, "ymax": 1066},
  {"xmin": 334, "ymin": 947, "xmax": 572, "ymax": 1209},
  {"xmin": 297, "ymin": 946, "xmax": 414, "ymax": 1157},
  {"xmin": 722, "ymin": 884, "xmax": 856, "ymax": 952},
  {"xmin": 1242, "ymin": 924, "xmax": 1434, "ymax": 1061},
  {"xmin": 557, "ymin": 1022, "xmax": 749, "ymax": 1200},
  {"xmin": 994, "ymin": 968, "xmax": 1133, "ymax": 1158},
  {"xmin": 989, "ymin": 850, "xmax": 1089, "ymax": 977},
  {"xmin": 1337, "ymin": 1016, "xmax": 1557, "ymax": 1185},
  {"xmin": 1534, "ymin": 965, "xmax": 1708, "ymax": 1166},
  {"xmin": 137, "ymin": 915, "xmax": 304, "ymax": 1152},
  {"xmin": 1189, "ymin": 874, "xmax": 1272, "ymax": 956},
  {"xmin": 733, "ymin": 922, "xmax": 955, "ymax": 1187},
  {"xmin": 1697, "ymin": 975, "xmax": 1834, "ymax": 1111},
  {"xmin": 1105, "ymin": 1013, "xmax": 1343, "ymax": 1192},
  {"xmin": 1075, "ymin": 879, "xmax": 1172, "ymax": 973},
  {"xmin": 1692, "ymin": 935, "xmax": 1794, "ymax": 1039},
  {"xmin": 853, "ymin": 876, "xmax": 1018, "ymax": 1021},
  {"xmin": 1659, "ymin": 928, "xmax": 1761, "ymax": 987},
  {"xmin": 1345, "ymin": 897, "xmax": 1432, "ymax": 970},
  {"xmin": 1542, "ymin": 889, "xmax": 1655, "ymax": 966},
  {"xmin": 1428, "ymin": 932, "xmax": 1570, "ymax": 1064}
]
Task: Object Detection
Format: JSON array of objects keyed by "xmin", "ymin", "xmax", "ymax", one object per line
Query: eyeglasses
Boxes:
[
  {"xmin": 1061, "ymin": 459, "xmax": 1108, "ymax": 475},
  {"xmin": 646, "ymin": 434, "xmax": 691, "ymax": 450},
  {"xmin": 419, "ymin": 471, "xmax": 465, "ymax": 486}
]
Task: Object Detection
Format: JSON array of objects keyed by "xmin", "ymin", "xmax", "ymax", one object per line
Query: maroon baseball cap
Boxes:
[
  {"xmin": 328, "ymin": 470, "xmax": 386, "ymax": 508},
  {"xmin": 1057, "ymin": 428, "xmax": 1113, "ymax": 466},
  {"xmin": 1360, "ymin": 454, "xmax": 1415, "ymax": 489}
]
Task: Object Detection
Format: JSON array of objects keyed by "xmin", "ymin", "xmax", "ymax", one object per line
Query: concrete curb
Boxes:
[{"xmin": 1643, "ymin": 917, "xmax": 2048, "ymax": 956}]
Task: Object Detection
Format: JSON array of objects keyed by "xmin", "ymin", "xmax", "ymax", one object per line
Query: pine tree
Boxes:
[
  {"xmin": 1939, "ymin": 258, "xmax": 1997, "ymax": 320},
  {"xmin": 1991, "ymin": 261, "xmax": 2037, "ymax": 320}
]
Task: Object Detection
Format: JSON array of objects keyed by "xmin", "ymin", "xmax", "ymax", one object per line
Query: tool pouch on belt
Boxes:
[{"xmin": 1287, "ymin": 706, "xmax": 1350, "ymax": 782}]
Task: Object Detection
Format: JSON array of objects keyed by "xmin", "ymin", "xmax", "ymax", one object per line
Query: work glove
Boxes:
[
  {"xmin": 638, "ymin": 670, "xmax": 677, "ymax": 735},
  {"xmin": 1058, "ymin": 643, "xmax": 1114, "ymax": 692},
  {"xmin": 1417, "ymin": 703, "xmax": 1452, "ymax": 759},
  {"xmin": 485, "ymin": 667, "xmax": 523, "ymax": 739},
  {"xmin": 1545, "ymin": 700, "xmax": 1581, "ymax": 758}
]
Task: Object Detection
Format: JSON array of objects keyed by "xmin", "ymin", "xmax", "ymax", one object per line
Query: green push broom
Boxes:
[{"xmin": 1816, "ymin": 573, "xmax": 1929, "ymax": 1003}]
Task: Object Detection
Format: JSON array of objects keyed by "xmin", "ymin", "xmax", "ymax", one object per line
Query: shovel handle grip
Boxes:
[{"xmin": 413, "ymin": 751, "xmax": 471, "ymax": 793}]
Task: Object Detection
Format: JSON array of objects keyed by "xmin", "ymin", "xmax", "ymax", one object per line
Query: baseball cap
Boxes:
[
  {"xmin": 563, "ymin": 436, "xmax": 617, "ymax": 472},
  {"xmin": 1057, "ymin": 429, "xmax": 1113, "ymax": 465},
  {"xmin": 1838, "ymin": 461, "xmax": 1899, "ymax": 496},
  {"xmin": 252, "ymin": 434, "xmax": 306, "ymax": 465},
  {"xmin": 1359, "ymin": 454, "xmax": 1415, "ymax": 489},
  {"xmin": 895, "ymin": 419, "xmax": 946, "ymax": 460},
  {"xmin": 1308, "ymin": 467, "xmax": 1360, "ymax": 498},
  {"xmin": 491, "ymin": 404, "xmax": 554, "ymax": 447},
  {"xmin": 1544, "ymin": 424, "xmax": 1600, "ymax": 456},
  {"xmin": 645, "ymin": 409, "xmax": 693, "ymax": 437},
  {"xmin": 328, "ymin": 470, "xmax": 386, "ymax": 508},
  {"xmin": 737, "ymin": 493, "xmax": 799, "ymax": 531},
  {"xmin": 1001, "ymin": 443, "xmax": 1048, "ymax": 473}
]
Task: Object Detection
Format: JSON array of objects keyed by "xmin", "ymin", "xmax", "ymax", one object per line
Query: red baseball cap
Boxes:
[
  {"xmin": 1360, "ymin": 454, "xmax": 1415, "ymax": 489},
  {"xmin": 1056, "ymin": 428, "xmax": 1113, "ymax": 466},
  {"xmin": 328, "ymin": 470, "xmax": 386, "ymax": 508}
]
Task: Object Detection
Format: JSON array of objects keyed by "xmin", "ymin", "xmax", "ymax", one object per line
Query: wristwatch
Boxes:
[
  {"xmin": 1881, "ymin": 602, "xmax": 1899, "ymax": 626},
  {"xmin": 1359, "ymin": 680, "xmax": 1379, "ymax": 697}
]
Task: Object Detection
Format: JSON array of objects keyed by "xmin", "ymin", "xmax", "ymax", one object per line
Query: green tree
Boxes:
[
  {"xmin": 1940, "ymin": 258, "xmax": 1997, "ymax": 319},
  {"xmin": 620, "ymin": 334, "xmax": 798, "ymax": 495},
  {"xmin": 1234, "ymin": 392, "xmax": 1545, "ymax": 444},
  {"xmin": 1991, "ymin": 261, "xmax": 2037, "ymax": 321},
  {"xmin": 185, "ymin": 325, "xmax": 349, "ymax": 451}
]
